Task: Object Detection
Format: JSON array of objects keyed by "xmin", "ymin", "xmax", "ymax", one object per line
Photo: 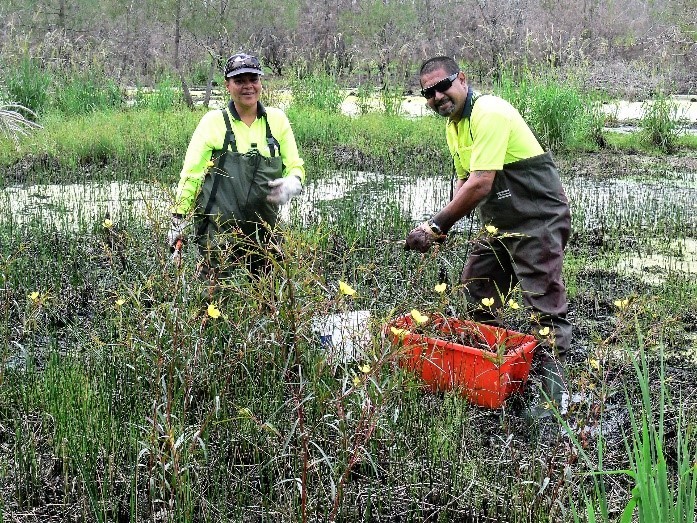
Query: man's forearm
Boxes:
[{"xmin": 433, "ymin": 170, "xmax": 495, "ymax": 232}]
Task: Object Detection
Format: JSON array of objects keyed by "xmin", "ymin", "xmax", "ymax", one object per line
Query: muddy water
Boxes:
[
  {"xmin": 600, "ymin": 96, "xmax": 697, "ymax": 124},
  {"xmin": 616, "ymin": 239, "xmax": 697, "ymax": 284},
  {"xmin": 565, "ymin": 173, "xmax": 697, "ymax": 230},
  {"xmin": 3, "ymin": 169, "xmax": 696, "ymax": 283}
]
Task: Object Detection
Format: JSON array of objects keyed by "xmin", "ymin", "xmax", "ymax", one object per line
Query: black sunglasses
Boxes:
[{"xmin": 421, "ymin": 73, "xmax": 459, "ymax": 99}]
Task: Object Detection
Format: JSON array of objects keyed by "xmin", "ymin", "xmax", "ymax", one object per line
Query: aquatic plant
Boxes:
[{"xmin": 640, "ymin": 93, "xmax": 683, "ymax": 153}]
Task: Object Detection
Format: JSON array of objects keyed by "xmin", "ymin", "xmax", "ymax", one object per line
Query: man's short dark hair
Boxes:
[{"xmin": 419, "ymin": 56, "xmax": 460, "ymax": 77}]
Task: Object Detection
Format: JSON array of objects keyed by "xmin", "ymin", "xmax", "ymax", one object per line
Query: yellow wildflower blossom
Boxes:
[
  {"xmin": 207, "ymin": 303, "xmax": 222, "ymax": 319},
  {"xmin": 613, "ymin": 298, "xmax": 629, "ymax": 309},
  {"xmin": 410, "ymin": 309, "xmax": 429, "ymax": 325},
  {"xmin": 352, "ymin": 375, "xmax": 362, "ymax": 387},
  {"xmin": 485, "ymin": 225, "xmax": 498, "ymax": 235},
  {"xmin": 339, "ymin": 280, "xmax": 356, "ymax": 296},
  {"xmin": 481, "ymin": 297, "xmax": 495, "ymax": 307},
  {"xmin": 539, "ymin": 326, "xmax": 550, "ymax": 336},
  {"xmin": 390, "ymin": 326, "xmax": 409, "ymax": 339},
  {"xmin": 103, "ymin": 218, "xmax": 113, "ymax": 229},
  {"xmin": 115, "ymin": 298, "xmax": 126, "ymax": 306},
  {"xmin": 359, "ymin": 363, "xmax": 371, "ymax": 374},
  {"xmin": 29, "ymin": 291, "xmax": 40, "ymax": 302},
  {"xmin": 507, "ymin": 299, "xmax": 520, "ymax": 310},
  {"xmin": 434, "ymin": 282, "xmax": 447, "ymax": 293}
]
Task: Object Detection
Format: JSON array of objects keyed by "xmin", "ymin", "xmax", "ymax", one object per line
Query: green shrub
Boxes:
[
  {"xmin": 495, "ymin": 70, "xmax": 603, "ymax": 152},
  {"xmin": 380, "ymin": 82, "xmax": 404, "ymax": 116},
  {"xmin": 290, "ymin": 73, "xmax": 344, "ymax": 113},
  {"xmin": 640, "ymin": 93, "xmax": 682, "ymax": 153},
  {"xmin": 132, "ymin": 77, "xmax": 184, "ymax": 112},
  {"xmin": 53, "ymin": 71, "xmax": 123, "ymax": 115},
  {"xmin": 3, "ymin": 57, "xmax": 50, "ymax": 116},
  {"xmin": 355, "ymin": 83, "xmax": 374, "ymax": 115}
]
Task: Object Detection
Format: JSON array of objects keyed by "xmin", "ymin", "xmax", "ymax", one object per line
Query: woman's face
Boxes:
[{"xmin": 226, "ymin": 73, "xmax": 262, "ymax": 110}]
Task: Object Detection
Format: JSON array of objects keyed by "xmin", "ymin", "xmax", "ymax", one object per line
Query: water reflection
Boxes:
[
  {"xmin": 2, "ymin": 171, "xmax": 696, "ymax": 281},
  {"xmin": 3, "ymin": 172, "xmax": 696, "ymax": 229}
]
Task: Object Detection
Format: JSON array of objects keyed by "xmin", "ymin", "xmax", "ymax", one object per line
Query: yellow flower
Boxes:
[
  {"xmin": 103, "ymin": 218, "xmax": 113, "ymax": 229},
  {"xmin": 115, "ymin": 298, "xmax": 126, "ymax": 306},
  {"xmin": 390, "ymin": 326, "xmax": 409, "ymax": 339},
  {"xmin": 410, "ymin": 309, "xmax": 429, "ymax": 325},
  {"xmin": 29, "ymin": 291, "xmax": 40, "ymax": 302},
  {"xmin": 507, "ymin": 299, "xmax": 520, "ymax": 310},
  {"xmin": 589, "ymin": 358, "xmax": 600, "ymax": 370},
  {"xmin": 206, "ymin": 160, "xmax": 215, "ymax": 167},
  {"xmin": 539, "ymin": 326, "xmax": 550, "ymax": 336},
  {"xmin": 485, "ymin": 225, "xmax": 498, "ymax": 235},
  {"xmin": 359, "ymin": 363, "xmax": 371, "ymax": 374},
  {"xmin": 613, "ymin": 298, "xmax": 629, "ymax": 309},
  {"xmin": 481, "ymin": 297, "xmax": 495, "ymax": 307},
  {"xmin": 434, "ymin": 282, "xmax": 447, "ymax": 293},
  {"xmin": 207, "ymin": 302, "xmax": 222, "ymax": 319},
  {"xmin": 339, "ymin": 280, "xmax": 356, "ymax": 296},
  {"xmin": 352, "ymin": 375, "xmax": 362, "ymax": 387}
]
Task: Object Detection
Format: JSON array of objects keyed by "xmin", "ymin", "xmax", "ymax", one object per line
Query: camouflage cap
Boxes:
[{"xmin": 224, "ymin": 53, "xmax": 264, "ymax": 78}]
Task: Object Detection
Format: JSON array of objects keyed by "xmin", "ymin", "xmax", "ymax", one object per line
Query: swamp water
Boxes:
[{"xmin": 3, "ymin": 169, "xmax": 696, "ymax": 283}]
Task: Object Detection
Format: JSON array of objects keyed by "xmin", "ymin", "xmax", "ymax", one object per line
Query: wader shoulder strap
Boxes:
[
  {"xmin": 200, "ymin": 106, "xmax": 237, "ymax": 219},
  {"xmin": 468, "ymin": 92, "xmax": 483, "ymax": 142},
  {"xmin": 223, "ymin": 101, "xmax": 238, "ymax": 153},
  {"xmin": 265, "ymin": 116, "xmax": 279, "ymax": 157}
]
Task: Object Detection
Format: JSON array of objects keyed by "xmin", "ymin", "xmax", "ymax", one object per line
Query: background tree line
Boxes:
[{"xmin": 0, "ymin": 0, "xmax": 695, "ymax": 101}]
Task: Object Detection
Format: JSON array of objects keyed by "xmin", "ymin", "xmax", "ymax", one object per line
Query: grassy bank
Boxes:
[{"xmin": 2, "ymin": 69, "xmax": 695, "ymax": 187}]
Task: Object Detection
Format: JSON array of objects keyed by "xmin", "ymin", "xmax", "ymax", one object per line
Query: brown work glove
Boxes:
[{"xmin": 405, "ymin": 221, "xmax": 446, "ymax": 253}]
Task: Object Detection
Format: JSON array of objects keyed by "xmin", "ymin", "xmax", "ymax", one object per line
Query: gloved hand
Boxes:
[
  {"xmin": 166, "ymin": 215, "xmax": 189, "ymax": 252},
  {"xmin": 405, "ymin": 221, "xmax": 446, "ymax": 253},
  {"xmin": 267, "ymin": 175, "xmax": 302, "ymax": 205}
]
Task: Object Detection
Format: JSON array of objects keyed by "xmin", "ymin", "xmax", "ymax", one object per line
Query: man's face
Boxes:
[
  {"xmin": 420, "ymin": 68, "xmax": 467, "ymax": 119},
  {"xmin": 226, "ymin": 73, "xmax": 262, "ymax": 109}
]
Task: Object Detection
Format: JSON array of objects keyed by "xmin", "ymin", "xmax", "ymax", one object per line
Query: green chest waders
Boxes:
[
  {"xmin": 194, "ymin": 101, "xmax": 284, "ymax": 273},
  {"xmin": 477, "ymin": 151, "xmax": 570, "ymax": 235}
]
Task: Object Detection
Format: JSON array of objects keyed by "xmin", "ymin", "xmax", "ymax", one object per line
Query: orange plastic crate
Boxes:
[{"xmin": 386, "ymin": 314, "xmax": 537, "ymax": 409}]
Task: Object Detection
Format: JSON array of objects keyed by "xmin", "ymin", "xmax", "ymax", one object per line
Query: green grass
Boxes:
[
  {"xmin": 605, "ymin": 131, "xmax": 697, "ymax": 153},
  {"xmin": 1, "ymin": 71, "xmax": 695, "ymax": 187},
  {"xmin": 495, "ymin": 69, "xmax": 606, "ymax": 152},
  {"xmin": 567, "ymin": 332, "xmax": 697, "ymax": 523}
]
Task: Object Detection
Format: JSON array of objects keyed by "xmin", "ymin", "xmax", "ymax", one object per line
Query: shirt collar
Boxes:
[
  {"xmin": 227, "ymin": 100, "xmax": 267, "ymax": 120},
  {"xmin": 448, "ymin": 87, "xmax": 474, "ymax": 125}
]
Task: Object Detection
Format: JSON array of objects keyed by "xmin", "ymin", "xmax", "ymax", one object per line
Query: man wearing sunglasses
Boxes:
[
  {"xmin": 405, "ymin": 56, "xmax": 572, "ymax": 425},
  {"xmin": 167, "ymin": 52, "xmax": 305, "ymax": 283}
]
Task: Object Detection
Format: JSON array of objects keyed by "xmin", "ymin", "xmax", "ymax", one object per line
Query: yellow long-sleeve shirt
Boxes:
[{"xmin": 174, "ymin": 103, "xmax": 305, "ymax": 215}]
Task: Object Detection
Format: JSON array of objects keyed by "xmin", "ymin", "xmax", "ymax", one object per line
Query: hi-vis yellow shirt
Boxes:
[
  {"xmin": 174, "ymin": 104, "xmax": 305, "ymax": 215},
  {"xmin": 446, "ymin": 93, "xmax": 543, "ymax": 180}
]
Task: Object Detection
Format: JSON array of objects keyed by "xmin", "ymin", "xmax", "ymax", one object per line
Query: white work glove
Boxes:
[
  {"xmin": 166, "ymin": 215, "xmax": 189, "ymax": 252},
  {"xmin": 267, "ymin": 175, "xmax": 302, "ymax": 205}
]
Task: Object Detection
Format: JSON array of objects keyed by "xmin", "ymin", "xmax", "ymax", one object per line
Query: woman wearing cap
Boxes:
[{"xmin": 167, "ymin": 52, "xmax": 305, "ymax": 281}]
